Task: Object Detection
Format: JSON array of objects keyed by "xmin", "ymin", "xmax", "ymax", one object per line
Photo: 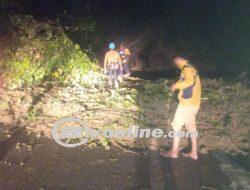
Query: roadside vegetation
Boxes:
[
  {"xmin": 0, "ymin": 7, "xmax": 249, "ymax": 160},
  {"xmin": 1, "ymin": 15, "xmax": 98, "ymax": 89}
]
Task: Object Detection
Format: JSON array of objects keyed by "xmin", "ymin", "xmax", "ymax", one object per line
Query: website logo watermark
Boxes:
[
  {"xmin": 51, "ymin": 117, "xmax": 198, "ymax": 147},
  {"xmin": 51, "ymin": 117, "xmax": 88, "ymax": 147}
]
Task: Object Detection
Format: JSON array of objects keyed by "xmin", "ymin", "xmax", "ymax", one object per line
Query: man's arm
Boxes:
[{"xmin": 175, "ymin": 68, "xmax": 195, "ymax": 90}]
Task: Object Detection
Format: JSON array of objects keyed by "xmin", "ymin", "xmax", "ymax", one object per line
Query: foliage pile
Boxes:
[
  {"xmin": 198, "ymin": 80, "xmax": 250, "ymax": 153},
  {"xmin": 20, "ymin": 81, "xmax": 140, "ymax": 149},
  {"xmin": 0, "ymin": 15, "xmax": 98, "ymax": 89},
  {"xmin": 0, "ymin": 10, "xmax": 248, "ymax": 153}
]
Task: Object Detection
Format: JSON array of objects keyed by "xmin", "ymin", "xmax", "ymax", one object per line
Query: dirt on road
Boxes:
[{"xmin": 0, "ymin": 126, "xmax": 234, "ymax": 190}]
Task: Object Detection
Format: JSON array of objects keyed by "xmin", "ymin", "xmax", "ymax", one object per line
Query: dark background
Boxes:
[{"xmin": 1, "ymin": 0, "xmax": 250, "ymax": 78}]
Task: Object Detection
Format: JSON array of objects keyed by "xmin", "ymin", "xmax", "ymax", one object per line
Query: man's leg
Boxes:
[
  {"xmin": 107, "ymin": 67, "xmax": 113, "ymax": 87},
  {"xmin": 190, "ymin": 136, "xmax": 198, "ymax": 158},
  {"xmin": 118, "ymin": 67, "xmax": 123, "ymax": 84},
  {"xmin": 160, "ymin": 105, "xmax": 185, "ymax": 158},
  {"xmin": 114, "ymin": 69, "xmax": 119, "ymax": 88},
  {"xmin": 183, "ymin": 106, "xmax": 199, "ymax": 160},
  {"xmin": 172, "ymin": 135, "xmax": 181, "ymax": 154},
  {"xmin": 160, "ymin": 134, "xmax": 180, "ymax": 158},
  {"xmin": 123, "ymin": 63, "xmax": 131, "ymax": 77},
  {"xmin": 182, "ymin": 134, "xmax": 198, "ymax": 160}
]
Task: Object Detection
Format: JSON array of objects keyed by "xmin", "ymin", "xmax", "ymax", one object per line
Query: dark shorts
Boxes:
[
  {"xmin": 107, "ymin": 64, "xmax": 119, "ymax": 82},
  {"xmin": 119, "ymin": 63, "xmax": 130, "ymax": 76}
]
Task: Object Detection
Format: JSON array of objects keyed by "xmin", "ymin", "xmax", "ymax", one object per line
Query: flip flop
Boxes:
[
  {"xmin": 182, "ymin": 153, "xmax": 198, "ymax": 160},
  {"xmin": 160, "ymin": 150, "xmax": 178, "ymax": 159}
]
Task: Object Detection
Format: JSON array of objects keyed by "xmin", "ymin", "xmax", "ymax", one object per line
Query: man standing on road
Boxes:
[
  {"xmin": 104, "ymin": 42, "xmax": 122, "ymax": 88},
  {"xmin": 161, "ymin": 55, "xmax": 201, "ymax": 160}
]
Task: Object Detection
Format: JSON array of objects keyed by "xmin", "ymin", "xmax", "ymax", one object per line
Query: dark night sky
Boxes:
[{"xmin": 10, "ymin": 0, "xmax": 250, "ymax": 76}]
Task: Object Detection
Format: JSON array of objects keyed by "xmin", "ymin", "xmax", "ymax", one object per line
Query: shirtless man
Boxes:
[{"xmin": 104, "ymin": 42, "xmax": 122, "ymax": 88}]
